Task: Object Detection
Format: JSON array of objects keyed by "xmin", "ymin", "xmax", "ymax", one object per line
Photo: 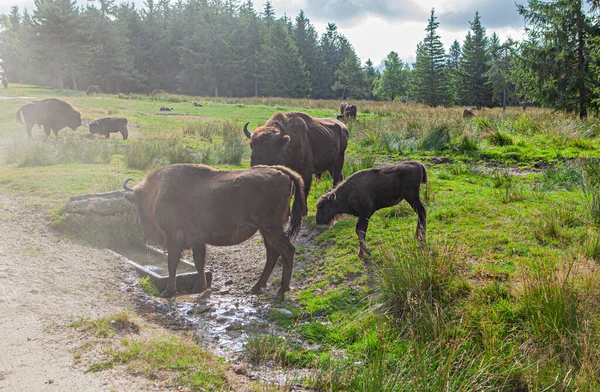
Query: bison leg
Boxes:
[
  {"xmin": 251, "ymin": 236, "xmax": 280, "ymax": 294},
  {"xmin": 191, "ymin": 244, "xmax": 209, "ymax": 293},
  {"xmin": 43, "ymin": 125, "xmax": 51, "ymax": 137},
  {"xmin": 104, "ymin": 132, "xmax": 110, "ymax": 139},
  {"xmin": 356, "ymin": 216, "xmax": 372, "ymax": 258},
  {"xmin": 162, "ymin": 239, "xmax": 183, "ymax": 298},
  {"xmin": 121, "ymin": 128, "xmax": 128, "ymax": 140},
  {"xmin": 258, "ymin": 232, "xmax": 295, "ymax": 300},
  {"xmin": 408, "ymin": 198, "xmax": 427, "ymax": 244},
  {"xmin": 332, "ymin": 153, "xmax": 346, "ymax": 187},
  {"xmin": 26, "ymin": 123, "xmax": 34, "ymax": 139},
  {"xmin": 52, "ymin": 128, "xmax": 59, "ymax": 138}
]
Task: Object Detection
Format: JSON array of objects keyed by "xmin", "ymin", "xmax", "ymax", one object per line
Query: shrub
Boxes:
[
  {"xmin": 474, "ymin": 117, "xmax": 496, "ymax": 133},
  {"xmin": 487, "ymin": 130, "xmax": 514, "ymax": 146},
  {"xmin": 512, "ymin": 114, "xmax": 540, "ymax": 135}
]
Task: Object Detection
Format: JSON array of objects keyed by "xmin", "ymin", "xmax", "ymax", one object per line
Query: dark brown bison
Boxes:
[
  {"xmin": 16, "ymin": 98, "xmax": 82, "ymax": 139},
  {"xmin": 193, "ymin": 102, "xmax": 203, "ymax": 107},
  {"xmin": 243, "ymin": 112, "xmax": 349, "ymax": 204},
  {"xmin": 89, "ymin": 117, "xmax": 128, "ymax": 140},
  {"xmin": 86, "ymin": 85, "xmax": 101, "ymax": 95},
  {"xmin": 2, "ymin": 77, "xmax": 8, "ymax": 89},
  {"xmin": 160, "ymin": 106, "xmax": 173, "ymax": 112},
  {"xmin": 123, "ymin": 163, "xmax": 307, "ymax": 300},
  {"xmin": 463, "ymin": 108, "xmax": 475, "ymax": 118},
  {"xmin": 337, "ymin": 103, "xmax": 357, "ymax": 121},
  {"xmin": 316, "ymin": 162, "xmax": 427, "ymax": 257}
]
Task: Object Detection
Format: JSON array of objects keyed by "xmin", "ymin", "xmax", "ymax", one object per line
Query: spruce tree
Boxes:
[
  {"xmin": 332, "ymin": 52, "xmax": 366, "ymax": 99},
  {"xmin": 411, "ymin": 9, "xmax": 450, "ymax": 107},
  {"xmin": 373, "ymin": 51, "xmax": 409, "ymax": 101},
  {"xmin": 516, "ymin": 0, "xmax": 597, "ymax": 118},
  {"xmin": 459, "ymin": 12, "xmax": 491, "ymax": 109},
  {"xmin": 363, "ymin": 58, "xmax": 379, "ymax": 99},
  {"xmin": 292, "ymin": 10, "xmax": 320, "ymax": 97},
  {"xmin": 447, "ymin": 40, "xmax": 461, "ymax": 105}
]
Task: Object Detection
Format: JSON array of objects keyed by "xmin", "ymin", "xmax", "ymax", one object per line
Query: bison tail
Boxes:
[
  {"xmin": 269, "ymin": 166, "xmax": 306, "ymax": 239},
  {"xmin": 420, "ymin": 163, "xmax": 428, "ymax": 184},
  {"xmin": 16, "ymin": 107, "xmax": 23, "ymax": 124}
]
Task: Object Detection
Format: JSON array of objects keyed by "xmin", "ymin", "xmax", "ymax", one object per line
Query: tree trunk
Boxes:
[
  {"xmin": 71, "ymin": 75, "xmax": 78, "ymax": 92},
  {"xmin": 576, "ymin": 0, "xmax": 587, "ymax": 119},
  {"xmin": 254, "ymin": 79, "xmax": 258, "ymax": 97},
  {"xmin": 214, "ymin": 86, "xmax": 219, "ymax": 97}
]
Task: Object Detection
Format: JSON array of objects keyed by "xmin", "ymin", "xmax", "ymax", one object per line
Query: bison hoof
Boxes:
[
  {"xmin": 275, "ymin": 289, "xmax": 286, "ymax": 301},
  {"xmin": 250, "ymin": 284, "xmax": 263, "ymax": 294},
  {"xmin": 159, "ymin": 288, "xmax": 176, "ymax": 298},
  {"xmin": 191, "ymin": 284, "xmax": 208, "ymax": 294}
]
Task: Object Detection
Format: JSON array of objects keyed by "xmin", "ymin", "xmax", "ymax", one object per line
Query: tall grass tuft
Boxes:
[
  {"xmin": 487, "ymin": 130, "xmax": 514, "ymax": 146},
  {"xmin": 541, "ymin": 160, "xmax": 583, "ymax": 190},
  {"xmin": 419, "ymin": 125, "xmax": 450, "ymax": 151},
  {"xmin": 342, "ymin": 155, "xmax": 375, "ymax": 178},
  {"xmin": 216, "ymin": 120, "xmax": 247, "ymax": 165},
  {"xmin": 4, "ymin": 138, "xmax": 115, "ymax": 166},
  {"xmin": 123, "ymin": 140, "xmax": 163, "ymax": 170},
  {"xmin": 375, "ymin": 240, "xmax": 467, "ymax": 341},
  {"xmin": 581, "ymin": 160, "xmax": 600, "ymax": 225}
]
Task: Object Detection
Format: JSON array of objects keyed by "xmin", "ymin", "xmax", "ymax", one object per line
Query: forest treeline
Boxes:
[{"xmin": 1, "ymin": 0, "xmax": 600, "ymax": 116}]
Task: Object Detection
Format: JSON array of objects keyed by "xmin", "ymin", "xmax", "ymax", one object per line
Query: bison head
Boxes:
[
  {"xmin": 70, "ymin": 111, "xmax": 82, "ymax": 130},
  {"xmin": 89, "ymin": 120, "xmax": 99, "ymax": 134},
  {"xmin": 315, "ymin": 191, "xmax": 338, "ymax": 226},
  {"xmin": 244, "ymin": 121, "xmax": 290, "ymax": 167}
]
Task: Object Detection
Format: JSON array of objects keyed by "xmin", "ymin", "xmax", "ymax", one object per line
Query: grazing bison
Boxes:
[
  {"xmin": 123, "ymin": 164, "xmax": 307, "ymax": 299},
  {"xmin": 243, "ymin": 112, "xmax": 348, "ymax": 204},
  {"xmin": 160, "ymin": 106, "xmax": 173, "ymax": 112},
  {"xmin": 2, "ymin": 77, "xmax": 8, "ymax": 89},
  {"xmin": 316, "ymin": 162, "xmax": 427, "ymax": 257},
  {"xmin": 194, "ymin": 102, "xmax": 203, "ymax": 107},
  {"xmin": 16, "ymin": 98, "xmax": 82, "ymax": 139},
  {"xmin": 86, "ymin": 85, "xmax": 101, "ymax": 95},
  {"xmin": 463, "ymin": 108, "xmax": 475, "ymax": 118},
  {"xmin": 89, "ymin": 117, "xmax": 128, "ymax": 140}
]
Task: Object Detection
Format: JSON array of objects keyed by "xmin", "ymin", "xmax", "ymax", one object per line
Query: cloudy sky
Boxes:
[{"xmin": 0, "ymin": 0, "xmax": 527, "ymax": 66}]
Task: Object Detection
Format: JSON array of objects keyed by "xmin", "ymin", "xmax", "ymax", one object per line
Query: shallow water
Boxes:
[{"xmin": 111, "ymin": 244, "xmax": 197, "ymax": 276}]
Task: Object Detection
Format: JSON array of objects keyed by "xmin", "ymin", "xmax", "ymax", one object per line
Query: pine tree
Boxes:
[
  {"xmin": 363, "ymin": 58, "xmax": 379, "ymax": 99},
  {"xmin": 260, "ymin": 21, "xmax": 310, "ymax": 98},
  {"xmin": 459, "ymin": 12, "xmax": 491, "ymax": 109},
  {"xmin": 332, "ymin": 52, "xmax": 366, "ymax": 99},
  {"xmin": 516, "ymin": 0, "xmax": 597, "ymax": 118},
  {"xmin": 292, "ymin": 10, "xmax": 320, "ymax": 97},
  {"xmin": 373, "ymin": 51, "xmax": 409, "ymax": 101},
  {"xmin": 447, "ymin": 40, "xmax": 461, "ymax": 105},
  {"xmin": 411, "ymin": 9, "xmax": 450, "ymax": 106}
]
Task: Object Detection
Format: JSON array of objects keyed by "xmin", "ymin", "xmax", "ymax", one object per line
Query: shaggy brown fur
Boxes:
[
  {"xmin": 89, "ymin": 117, "xmax": 128, "ymax": 140},
  {"xmin": 463, "ymin": 108, "xmax": 475, "ymax": 118},
  {"xmin": 86, "ymin": 85, "xmax": 101, "ymax": 95},
  {"xmin": 16, "ymin": 98, "xmax": 82, "ymax": 138},
  {"xmin": 243, "ymin": 112, "xmax": 349, "ymax": 204},
  {"xmin": 123, "ymin": 164, "xmax": 307, "ymax": 300},
  {"xmin": 316, "ymin": 161, "xmax": 427, "ymax": 257}
]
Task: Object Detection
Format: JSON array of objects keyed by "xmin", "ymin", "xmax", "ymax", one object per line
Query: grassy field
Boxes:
[{"xmin": 3, "ymin": 85, "xmax": 600, "ymax": 390}]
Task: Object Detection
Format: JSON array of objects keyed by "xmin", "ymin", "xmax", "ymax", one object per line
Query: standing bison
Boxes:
[
  {"xmin": 86, "ymin": 85, "xmax": 102, "ymax": 95},
  {"xmin": 337, "ymin": 103, "xmax": 357, "ymax": 121},
  {"xmin": 2, "ymin": 77, "xmax": 8, "ymax": 89},
  {"xmin": 123, "ymin": 164, "xmax": 307, "ymax": 300},
  {"xmin": 16, "ymin": 98, "xmax": 82, "ymax": 139},
  {"xmin": 316, "ymin": 162, "xmax": 427, "ymax": 257},
  {"xmin": 89, "ymin": 117, "xmax": 128, "ymax": 140},
  {"xmin": 243, "ymin": 112, "xmax": 349, "ymax": 203}
]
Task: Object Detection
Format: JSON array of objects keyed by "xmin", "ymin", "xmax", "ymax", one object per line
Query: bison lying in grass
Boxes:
[
  {"xmin": 124, "ymin": 164, "xmax": 307, "ymax": 300},
  {"xmin": 316, "ymin": 162, "xmax": 427, "ymax": 257},
  {"xmin": 16, "ymin": 98, "xmax": 82, "ymax": 138}
]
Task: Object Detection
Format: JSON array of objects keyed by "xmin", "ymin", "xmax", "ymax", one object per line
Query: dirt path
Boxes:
[{"xmin": 0, "ymin": 194, "xmax": 162, "ymax": 391}]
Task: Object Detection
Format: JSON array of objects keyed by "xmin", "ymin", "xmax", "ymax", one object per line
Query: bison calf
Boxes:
[
  {"xmin": 124, "ymin": 164, "xmax": 307, "ymax": 300},
  {"xmin": 89, "ymin": 117, "xmax": 128, "ymax": 140},
  {"xmin": 316, "ymin": 162, "xmax": 427, "ymax": 257}
]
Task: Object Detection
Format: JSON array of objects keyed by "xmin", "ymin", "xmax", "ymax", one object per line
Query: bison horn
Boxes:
[
  {"xmin": 243, "ymin": 122, "xmax": 252, "ymax": 139},
  {"xmin": 123, "ymin": 178, "xmax": 134, "ymax": 192},
  {"xmin": 275, "ymin": 121, "xmax": 285, "ymax": 136}
]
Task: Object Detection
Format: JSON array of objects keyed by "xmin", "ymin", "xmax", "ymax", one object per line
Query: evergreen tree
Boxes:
[
  {"xmin": 292, "ymin": 10, "xmax": 319, "ymax": 97},
  {"xmin": 459, "ymin": 12, "xmax": 491, "ymax": 109},
  {"xmin": 332, "ymin": 52, "xmax": 366, "ymax": 99},
  {"xmin": 447, "ymin": 39, "xmax": 461, "ymax": 105},
  {"xmin": 411, "ymin": 9, "xmax": 450, "ymax": 106},
  {"xmin": 373, "ymin": 51, "xmax": 409, "ymax": 101},
  {"xmin": 260, "ymin": 21, "xmax": 310, "ymax": 98},
  {"xmin": 363, "ymin": 58, "xmax": 379, "ymax": 99},
  {"xmin": 516, "ymin": 0, "xmax": 597, "ymax": 118},
  {"xmin": 485, "ymin": 34, "xmax": 517, "ymax": 110}
]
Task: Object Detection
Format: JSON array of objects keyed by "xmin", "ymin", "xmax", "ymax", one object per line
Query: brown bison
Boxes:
[
  {"xmin": 89, "ymin": 117, "xmax": 128, "ymax": 140},
  {"xmin": 337, "ymin": 103, "xmax": 357, "ymax": 121},
  {"xmin": 16, "ymin": 98, "xmax": 82, "ymax": 139},
  {"xmin": 316, "ymin": 162, "xmax": 427, "ymax": 257},
  {"xmin": 123, "ymin": 164, "xmax": 307, "ymax": 300},
  {"xmin": 86, "ymin": 85, "xmax": 101, "ymax": 95},
  {"xmin": 193, "ymin": 102, "xmax": 203, "ymax": 107},
  {"xmin": 2, "ymin": 77, "xmax": 8, "ymax": 89},
  {"xmin": 160, "ymin": 106, "xmax": 173, "ymax": 112},
  {"xmin": 243, "ymin": 112, "xmax": 349, "ymax": 203},
  {"xmin": 463, "ymin": 108, "xmax": 475, "ymax": 118}
]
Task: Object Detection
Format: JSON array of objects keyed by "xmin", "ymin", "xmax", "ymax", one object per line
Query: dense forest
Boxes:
[{"xmin": 1, "ymin": 0, "xmax": 600, "ymax": 116}]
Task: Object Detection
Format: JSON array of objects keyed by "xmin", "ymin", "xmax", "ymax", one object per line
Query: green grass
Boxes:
[{"xmin": 5, "ymin": 85, "xmax": 600, "ymax": 390}]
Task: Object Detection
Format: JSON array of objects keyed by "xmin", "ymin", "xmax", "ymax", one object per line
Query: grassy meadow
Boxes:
[{"xmin": 3, "ymin": 85, "xmax": 600, "ymax": 390}]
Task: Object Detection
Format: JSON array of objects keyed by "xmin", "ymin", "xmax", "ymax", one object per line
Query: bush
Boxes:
[{"xmin": 487, "ymin": 130, "xmax": 514, "ymax": 146}]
